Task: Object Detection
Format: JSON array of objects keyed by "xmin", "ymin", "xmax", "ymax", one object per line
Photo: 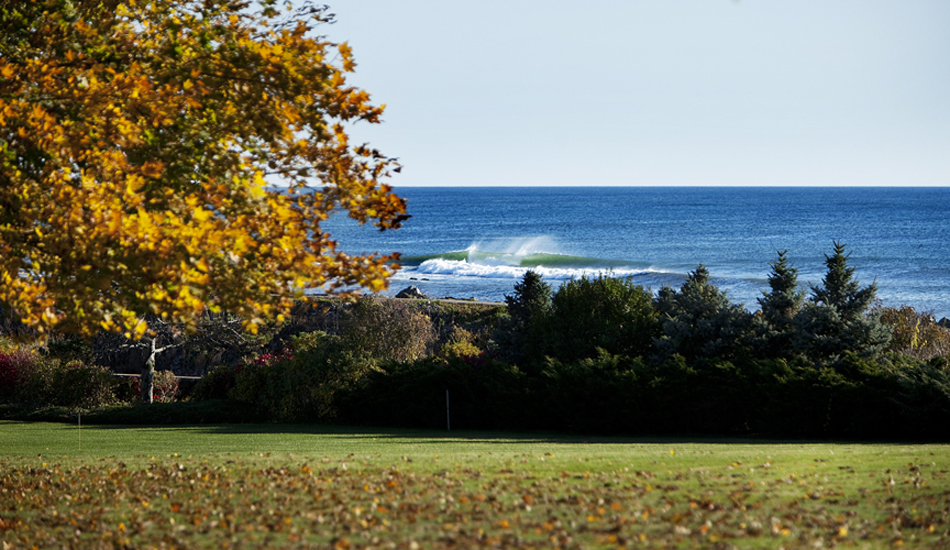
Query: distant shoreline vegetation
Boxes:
[{"xmin": 3, "ymin": 243, "xmax": 950, "ymax": 439}]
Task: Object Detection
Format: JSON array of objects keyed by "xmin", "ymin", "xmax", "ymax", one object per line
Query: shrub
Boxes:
[
  {"xmin": 192, "ymin": 363, "xmax": 243, "ymax": 401},
  {"xmin": 41, "ymin": 335, "xmax": 93, "ymax": 364},
  {"xmin": 10, "ymin": 355, "xmax": 57, "ymax": 406},
  {"xmin": 887, "ymin": 357, "xmax": 950, "ymax": 439},
  {"xmin": 231, "ymin": 332, "xmax": 377, "ymax": 422},
  {"xmin": 439, "ymin": 326, "xmax": 482, "ymax": 361},
  {"xmin": 50, "ymin": 361, "xmax": 120, "ymax": 408},
  {"xmin": 342, "ymin": 297, "xmax": 436, "ymax": 362},
  {"xmin": 0, "ymin": 350, "xmax": 34, "ymax": 402},
  {"xmin": 152, "ymin": 370, "xmax": 180, "ymax": 403},
  {"xmin": 339, "ymin": 356, "xmax": 529, "ymax": 431},
  {"xmin": 1, "ymin": 351, "xmax": 118, "ymax": 408},
  {"xmin": 878, "ymin": 305, "xmax": 950, "ymax": 361},
  {"xmin": 546, "ymin": 274, "xmax": 658, "ymax": 363},
  {"xmin": 537, "ymin": 351, "xmax": 645, "ymax": 434},
  {"xmin": 117, "ymin": 369, "xmax": 181, "ymax": 404}
]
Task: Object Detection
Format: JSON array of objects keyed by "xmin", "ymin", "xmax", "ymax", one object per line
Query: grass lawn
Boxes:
[{"xmin": 1, "ymin": 421, "xmax": 948, "ymax": 548}]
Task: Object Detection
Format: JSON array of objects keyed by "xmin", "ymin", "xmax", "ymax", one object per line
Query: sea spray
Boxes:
[{"xmin": 464, "ymin": 236, "xmax": 559, "ymax": 266}]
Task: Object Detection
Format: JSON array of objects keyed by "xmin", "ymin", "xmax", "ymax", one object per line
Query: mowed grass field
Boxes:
[{"xmin": 1, "ymin": 421, "xmax": 948, "ymax": 549}]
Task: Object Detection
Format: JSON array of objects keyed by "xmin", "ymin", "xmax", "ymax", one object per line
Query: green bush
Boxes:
[
  {"xmin": 545, "ymin": 274, "xmax": 658, "ymax": 363},
  {"xmin": 230, "ymin": 332, "xmax": 377, "ymax": 422},
  {"xmin": 51, "ymin": 361, "xmax": 120, "ymax": 408},
  {"xmin": 41, "ymin": 335, "xmax": 93, "ymax": 364},
  {"xmin": 536, "ymin": 350, "xmax": 645, "ymax": 433},
  {"xmin": 888, "ymin": 357, "xmax": 950, "ymax": 438},
  {"xmin": 7, "ymin": 354, "xmax": 58, "ymax": 406},
  {"xmin": 192, "ymin": 363, "xmax": 243, "ymax": 401}
]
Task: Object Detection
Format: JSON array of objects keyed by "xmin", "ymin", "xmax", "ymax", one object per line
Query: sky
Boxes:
[{"xmin": 317, "ymin": 1, "xmax": 950, "ymax": 187}]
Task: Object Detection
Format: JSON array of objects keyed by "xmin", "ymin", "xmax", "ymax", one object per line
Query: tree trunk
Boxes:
[{"xmin": 141, "ymin": 338, "xmax": 158, "ymax": 404}]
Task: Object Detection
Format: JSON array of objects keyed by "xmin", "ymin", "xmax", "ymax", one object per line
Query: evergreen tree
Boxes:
[
  {"xmin": 755, "ymin": 250, "xmax": 806, "ymax": 357},
  {"xmin": 654, "ymin": 265, "xmax": 751, "ymax": 366},
  {"xmin": 794, "ymin": 242, "xmax": 891, "ymax": 359},
  {"xmin": 503, "ymin": 271, "xmax": 552, "ymax": 365},
  {"xmin": 811, "ymin": 242, "xmax": 877, "ymax": 316},
  {"xmin": 505, "ymin": 271, "xmax": 552, "ymax": 333}
]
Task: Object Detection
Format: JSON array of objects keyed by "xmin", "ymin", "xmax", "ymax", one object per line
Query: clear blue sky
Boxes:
[{"xmin": 319, "ymin": 1, "xmax": 949, "ymax": 187}]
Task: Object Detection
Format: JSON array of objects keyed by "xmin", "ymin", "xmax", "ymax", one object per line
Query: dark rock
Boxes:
[{"xmin": 395, "ymin": 286, "xmax": 427, "ymax": 299}]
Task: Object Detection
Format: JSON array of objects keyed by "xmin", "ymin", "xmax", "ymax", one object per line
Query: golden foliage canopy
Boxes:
[{"xmin": 0, "ymin": 0, "xmax": 407, "ymax": 338}]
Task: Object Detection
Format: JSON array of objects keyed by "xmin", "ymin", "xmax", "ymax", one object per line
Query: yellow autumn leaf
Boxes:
[
  {"xmin": 132, "ymin": 318, "xmax": 148, "ymax": 338},
  {"xmin": 249, "ymin": 171, "xmax": 267, "ymax": 199},
  {"xmin": 126, "ymin": 173, "xmax": 146, "ymax": 194},
  {"xmin": 193, "ymin": 207, "xmax": 212, "ymax": 222}
]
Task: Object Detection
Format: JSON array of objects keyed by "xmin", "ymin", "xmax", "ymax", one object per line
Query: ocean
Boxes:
[{"xmin": 321, "ymin": 187, "xmax": 950, "ymax": 320}]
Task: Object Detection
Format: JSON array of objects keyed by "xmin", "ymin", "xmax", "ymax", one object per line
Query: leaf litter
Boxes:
[{"xmin": 2, "ymin": 451, "xmax": 949, "ymax": 549}]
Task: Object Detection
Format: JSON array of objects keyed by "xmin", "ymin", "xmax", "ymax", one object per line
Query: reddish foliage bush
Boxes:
[
  {"xmin": 0, "ymin": 351, "xmax": 35, "ymax": 401},
  {"xmin": 1, "ymin": 351, "xmax": 118, "ymax": 407}
]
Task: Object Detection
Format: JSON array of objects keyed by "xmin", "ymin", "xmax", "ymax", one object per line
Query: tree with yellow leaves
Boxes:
[{"xmin": 0, "ymin": 0, "xmax": 407, "ymax": 401}]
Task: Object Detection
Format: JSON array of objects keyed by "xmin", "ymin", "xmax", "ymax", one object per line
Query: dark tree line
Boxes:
[
  {"xmin": 507, "ymin": 241, "xmax": 892, "ymax": 370},
  {"xmin": 274, "ymin": 242, "xmax": 946, "ymax": 438}
]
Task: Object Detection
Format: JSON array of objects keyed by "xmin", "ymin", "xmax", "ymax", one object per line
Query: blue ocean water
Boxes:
[{"xmin": 322, "ymin": 187, "xmax": 950, "ymax": 320}]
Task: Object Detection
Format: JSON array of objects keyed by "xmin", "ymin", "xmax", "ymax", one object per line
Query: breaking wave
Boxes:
[{"xmin": 400, "ymin": 243, "xmax": 660, "ymax": 281}]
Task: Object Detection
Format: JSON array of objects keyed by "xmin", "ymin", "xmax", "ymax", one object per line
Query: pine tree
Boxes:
[
  {"xmin": 795, "ymin": 242, "xmax": 891, "ymax": 359},
  {"xmin": 811, "ymin": 242, "xmax": 879, "ymax": 317},
  {"xmin": 504, "ymin": 271, "xmax": 552, "ymax": 365},
  {"xmin": 505, "ymin": 271, "xmax": 552, "ymax": 333},
  {"xmin": 755, "ymin": 250, "xmax": 806, "ymax": 356},
  {"xmin": 654, "ymin": 265, "xmax": 751, "ymax": 365}
]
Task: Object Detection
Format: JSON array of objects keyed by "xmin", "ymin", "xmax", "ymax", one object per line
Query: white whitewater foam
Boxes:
[{"xmin": 414, "ymin": 258, "xmax": 653, "ymax": 281}]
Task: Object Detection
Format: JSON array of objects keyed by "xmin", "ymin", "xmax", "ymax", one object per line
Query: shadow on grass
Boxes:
[
  {"xmin": 2, "ymin": 401, "xmax": 933, "ymax": 445},
  {"xmin": 0, "ymin": 399, "xmax": 261, "ymax": 425}
]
